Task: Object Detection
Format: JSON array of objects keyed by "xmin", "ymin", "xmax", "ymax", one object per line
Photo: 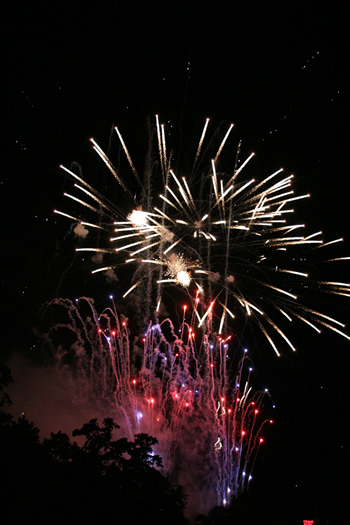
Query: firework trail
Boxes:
[
  {"xmin": 55, "ymin": 116, "xmax": 349, "ymax": 356},
  {"xmin": 40, "ymin": 295, "xmax": 274, "ymax": 512}
]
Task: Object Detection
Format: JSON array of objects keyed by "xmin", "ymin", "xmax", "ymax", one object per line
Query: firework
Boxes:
[
  {"xmin": 51, "ymin": 116, "xmax": 350, "ymax": 513},
  {"xmin": 55, "ymin": 117, "xmax": 349, "ymax": 356},
  {"xmin": 40, "ymin": 296, "xmax": 274, "ymax": 512}
]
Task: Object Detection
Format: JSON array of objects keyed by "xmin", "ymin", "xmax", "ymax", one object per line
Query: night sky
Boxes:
[{"xmin": 5, "ymin": 4, "xmax": 350, "ymax": 522}]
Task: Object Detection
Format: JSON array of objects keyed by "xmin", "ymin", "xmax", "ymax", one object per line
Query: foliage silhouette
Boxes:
[{"xmin": 1, "ymin": 364, "xmax": 187, "ymax": 524}]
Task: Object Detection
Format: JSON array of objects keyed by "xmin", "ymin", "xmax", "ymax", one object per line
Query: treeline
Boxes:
[{"xmin": 1, "ymin": 363, "xmax": 187, "ymax": 524}]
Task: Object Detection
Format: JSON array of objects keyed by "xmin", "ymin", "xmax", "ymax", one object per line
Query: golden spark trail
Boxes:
[
  {"xmin": 224, "ymin": 153, "xmax": 256, "ymax": 190},
  {"xmin": 90, "ymin": 138, "xmax": 130, "ymax": 195},
  {"xmin": 73, "ymin": 184, "xmax": 114, "ymax": 213},
  {"xmin": 214, "ymin": 123, "xmax": 234, "ymax": 164},
  {"xmin": 193, "ymin": 117, "xmax": 210, "ymax": 170},
  {"xmin": 114, "ymin": 126, "xmax": 143, "ymax": 189},
  {"xmin": 63, "ymin": 193, "xmax": 101, "ymax": 214},
  {"xmin": 76, "ymin": 248, "xmax": 114, "ymax": 254},
  {"xmin": 53, "ymin": 210, "xmax": 104, "ymax": 230}
]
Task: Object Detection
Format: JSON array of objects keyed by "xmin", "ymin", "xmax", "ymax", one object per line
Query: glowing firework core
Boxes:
[
  {"xmin": 128, "ymin": 209, "xmax": 148, "ymax": 227},
  {"xmin": 165, "ymin": 253, "xmax": 192, "ymax": 287},
  {"xmin": 176, "ymin": 270, "xmax": 191, "ymax": 287}
]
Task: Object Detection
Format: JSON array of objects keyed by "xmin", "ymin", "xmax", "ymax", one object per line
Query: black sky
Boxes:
[{"xmin": 5, "ymin": 4, "xmax": 350, "ymax": 522}]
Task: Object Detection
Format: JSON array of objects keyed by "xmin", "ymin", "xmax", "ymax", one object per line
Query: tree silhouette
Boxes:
[{"xmin": 1, "ymin": 367, "xmax": 187, "ymax": 524}]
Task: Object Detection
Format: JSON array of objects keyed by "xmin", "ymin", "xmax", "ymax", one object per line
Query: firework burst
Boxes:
[
  {"xmin": 40, "ymin": 296, "xmax": 274, "ymax": 512},
  {"xmin": 55, "ymin": 116, "xmax": 349, "ymax": 356}
]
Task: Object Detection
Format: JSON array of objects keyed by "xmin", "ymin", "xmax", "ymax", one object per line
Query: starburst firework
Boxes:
[{"xmin": 54, "ymin": 116, "xmax": 350, "ymax": 355}]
